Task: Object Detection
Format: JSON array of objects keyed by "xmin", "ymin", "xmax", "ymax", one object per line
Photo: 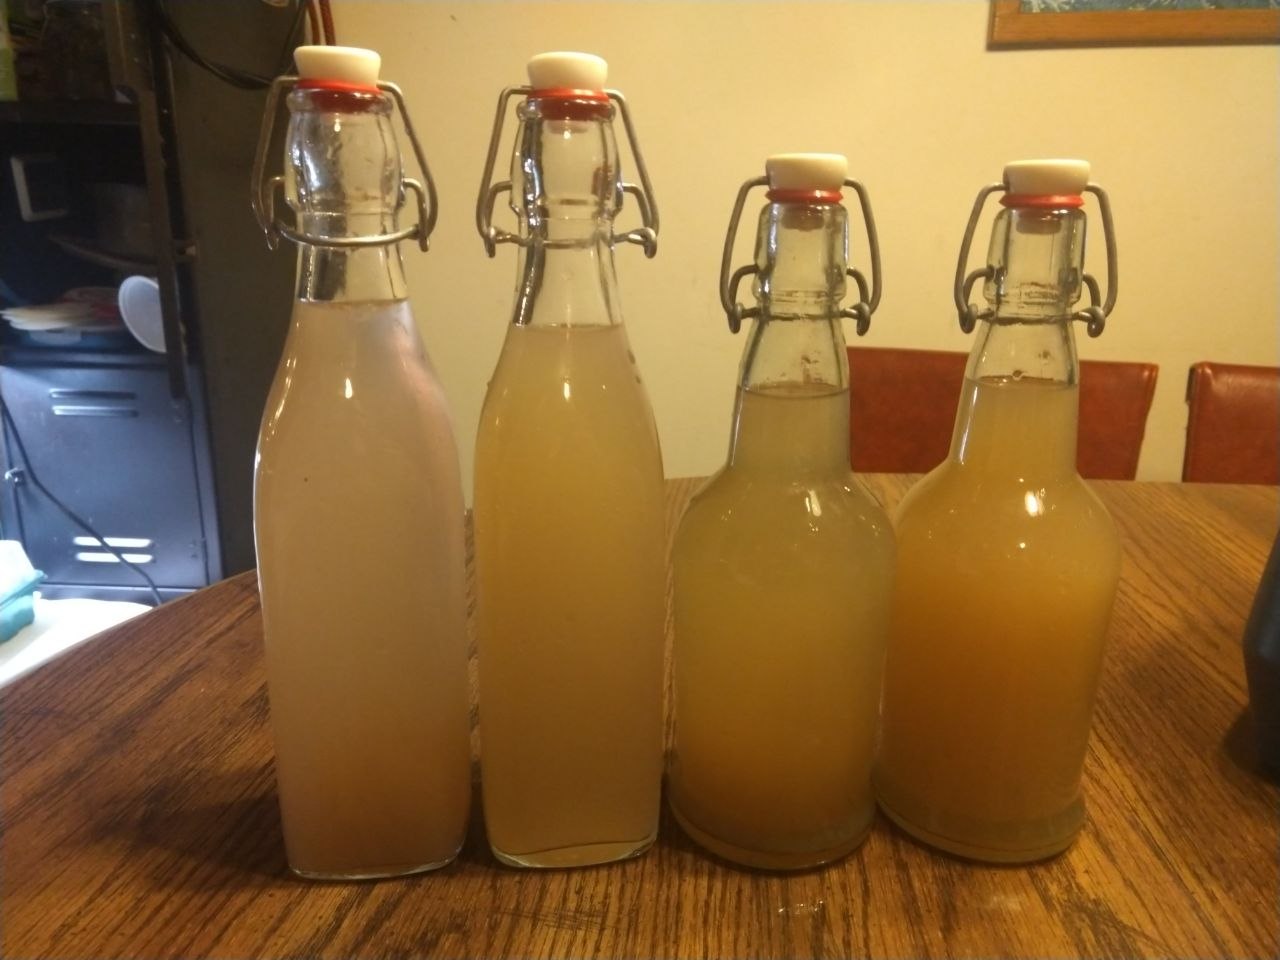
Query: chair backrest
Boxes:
[
  {"xmin": 848, "ymin": 347, "xmax": 965, "ymax": 474},
  {"xmin": 1078, "ymin": 360, "xmax": 1159, "ymax": 480},
  {"xmin": 1183, "ymin": 362, "xmax": 1280, "ymax": 484},
  {"xmin": 847, "ymin": 346, "xmax": 1158, "ymax": 480}
]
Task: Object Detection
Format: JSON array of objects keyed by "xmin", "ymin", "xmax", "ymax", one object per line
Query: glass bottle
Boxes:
[
  {"xmin": 249, "ymin": 46, "xmax": 470, "ymax": 880},
  {"xmin": 875, "ymin": 159, "xmax": 1121, "ymax": 862},
  {"xmin": 472, "ymin": 52, "xmax": 665, "ymax": 868},
  {"xmin": 668, "ymin": 154, "xmax": 894, "ymax": 870}
]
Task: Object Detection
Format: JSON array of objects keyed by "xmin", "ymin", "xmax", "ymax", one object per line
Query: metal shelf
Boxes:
[{"xmin": 47, "ymin": 233, "xmax": 158, "ymax": 274}]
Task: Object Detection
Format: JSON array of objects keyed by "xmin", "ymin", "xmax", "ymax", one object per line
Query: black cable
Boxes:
[
  {"xmin": 150, "ymin": 0, "xmax": 308, "ymax": 91},
  {"xmin": 318, "ymin": 0, "xmax": 335, "ymax": 45},
  {"xmin": 0, "ymin": 397, "xmax": 164, "ymax": 606}
]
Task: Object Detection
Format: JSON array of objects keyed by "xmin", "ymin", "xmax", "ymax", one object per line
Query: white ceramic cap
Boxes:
[
  {"xmin": 1004, "ymin": 159, "xmax": 1090, "ymax": 196},
  {"xmin": 294, "ymin": 45, "xmax": 381, "ymax": 85},
  {"xmin": 766, "ymin": 153, "xmax": 848, "ymax": 192},
  {"xmin": 527, "ymin": 52, "xmax": 607, "ymax": 91}
]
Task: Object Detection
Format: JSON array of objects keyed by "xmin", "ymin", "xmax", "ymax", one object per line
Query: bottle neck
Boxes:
[
  {"xmin": 511, "ymin": 224, "xmax": 620, "ymax": 328},
  {"xmin": 728, "ymin": 201, "xmax": 850, "ymax": 475},
  {"xmin": 508, "ymin": 97, "xmax": 622, "ymax": 327},
  {"xmin": 950, "ymin": 204, "xmax": 1085, "ymax": 478},
  {"xmin": 984, "ymin": 203, "xmax": 1086, "ymax": 322},
  {"xmin": 295, "ymin": 245, "xmax": 407, "ymax": 303},
  {"xmin": 285, "ymin": 86, "xmax": 408, "ymax": 304}
]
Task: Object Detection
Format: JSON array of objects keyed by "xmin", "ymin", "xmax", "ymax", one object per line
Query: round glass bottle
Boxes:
[
  {"xmin": 875, "ymin": 159, "xmax": 1121, "ymax": 863},
  {"xmin": 669, "ymin": 154, "xmax": 894, "ymax": 870}
]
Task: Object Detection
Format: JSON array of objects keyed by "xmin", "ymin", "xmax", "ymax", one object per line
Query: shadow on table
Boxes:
[
  {"xmin": 1220, "ymin": 708, "xmax": 1276, "ymax": 785},
  {"xmin": 101, "ymin": 767, "xmax": 288, "ymax": 888}
]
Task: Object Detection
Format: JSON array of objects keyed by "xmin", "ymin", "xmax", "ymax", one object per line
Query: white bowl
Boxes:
[{"xmin": 117, "ymin": 276, "xmax": 165, "ymax": 353}]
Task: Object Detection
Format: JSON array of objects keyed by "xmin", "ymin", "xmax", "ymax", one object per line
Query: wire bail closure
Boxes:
[
  {"xmin": 719, "ymin": 176, "xmax": 882, "ymax": 335},
  {"xmin": 250, "ymin": 76, "xmax": 439, "ymax": 252},
  {"xmin": 953, "ymin": 181, "xmax": 1118, "ymax": 338},
  {"xmin": 474, "ymin": 86, "xmax": 660, "ymax": 258}
]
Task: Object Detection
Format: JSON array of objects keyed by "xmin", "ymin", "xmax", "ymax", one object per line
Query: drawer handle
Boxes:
[
  {"xmin": 48, "ymin": 389, "xmax": 137, "ymax": 401},
  {"xmin": 73, "ymin": 536, "xmax": 154, "ymax": 549},
  {"xmin": 51, "ymin": 405, "xmax": 139, "ymax": 418},
  {"xmin": 75, "ymin": 551, "xmax": 155, "ymax": 564}
]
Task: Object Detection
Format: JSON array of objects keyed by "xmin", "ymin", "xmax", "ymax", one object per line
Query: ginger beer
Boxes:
[
  {"xmin": 473, "ymin": 52, "xmax": 665, "ymax": 867},
  {"xmin": 252, "ymin": 47, "xmax": 470, "ymax": 879},
  {"xmin": 669, "ymin": 154, "xmax": 893, "ymax": 869},
  {"xmin": 876, "ymin": 159, "xmax": 1123, "ymax": 862}
]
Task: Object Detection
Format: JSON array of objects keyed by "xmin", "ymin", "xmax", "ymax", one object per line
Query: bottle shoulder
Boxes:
[
  {"xmin": 259, "ymin": 337, "xmax": 459, "ymax": 468},
  {"xmin": 476, "ymin": 323, "xmax": 660, "ymax": 456},
  {"xmin": 894, "ymin": 462, "xmax": 1120, "ymax": 561},
  {"xmin": 679, "ymin": 468, "xmax": 895, "ymax": 545},
  {"xmin": 481, "ymin": 323, "xmax": 650, "ymax": 393}
]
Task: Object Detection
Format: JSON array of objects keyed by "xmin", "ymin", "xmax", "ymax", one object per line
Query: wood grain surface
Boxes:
[{"xmin": 2, "ymin": 477, "xmax": 1277, "ymax": 959}]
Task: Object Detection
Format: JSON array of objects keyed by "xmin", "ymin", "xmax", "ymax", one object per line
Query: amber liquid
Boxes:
[
  {"xmin": 255, "ymin": 300, "xmax": 472, "ymax": 879},
  {"xmin": 875, "ymin": 375, "xmax": 1120, "ymax": 862},
  {"xmin": 669, "ymin": 383, "xmax": 895, "ymax": 869},
  {"xmin": 474, "ymin": 322, "xmax": 665, "ymax": 867}
]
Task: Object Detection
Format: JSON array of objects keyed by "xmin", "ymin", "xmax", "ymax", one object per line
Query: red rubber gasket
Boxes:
[
  {"xmin": 1001, "ymin": 193, "xmax": 1085, "ymax": 209},
  {"xmin": 766, "ymin": 188, "xmax": 843, "ymax": 204},
  {"xmin": 294, "ymin": 80, "xmax": 384, "ymax": 113},
  {"xmin": 297, "ymin": 78, "xmax": 380, "ymax": 94},
  {"xmin": 529, "ymin": 87, "xmax": 611, "ymax": 121},
  {"xmin": 529, "ymin": 87, "xmax": 609, "ymax": 101}
]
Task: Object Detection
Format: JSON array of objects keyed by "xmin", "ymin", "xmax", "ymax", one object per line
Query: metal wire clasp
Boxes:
[
  {"xmin": 474, "ymin": 86, "xmax": 660, "ymax": 258},
  {"xmin": 719, "ymin": 177, "xmax": 882, "ymax": 335},
  {"xmin": 249, "ymin": 76, "xmax": 439, "ymax": 252},
  {"xmin": 953, "ymin": 181, "xmax": 1118, "ymax": 337}
]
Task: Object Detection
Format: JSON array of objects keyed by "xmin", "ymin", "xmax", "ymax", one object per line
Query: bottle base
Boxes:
[
  {"xmin": 490, "ymin": 831, "xmax": 657, "ymax": 869},
  {"xmin": 289, "ymin": 849, "xmax": 460, "ymax": 881},
  {"xmin": 670, "ymin": 803, "xmax": 871, "ymax": 871},
  {"xmin": 877, "ymin": 797, "xmax": 1080, "ymax": 864}
]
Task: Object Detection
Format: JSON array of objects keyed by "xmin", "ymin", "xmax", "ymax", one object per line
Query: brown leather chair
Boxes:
[
  {"xmin": 848, "ymin": 348, "xmax": 965, "ymax": 475},
  {"xmin": 848, "ymin": 347, "xmax": 1158, "ymax": 480},
  {"xmin": 1078, "ymin": 360, "xmax": 1160, "ymax": 480},
  {"xmin": 1183, "ymin": 362, "xmax": 1280, "ymax": 484}
]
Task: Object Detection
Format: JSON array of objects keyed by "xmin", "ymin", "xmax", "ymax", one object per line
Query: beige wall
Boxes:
[{"xmin": 334, "ymin": 0, "xmax": 1279, "ymax": 486}]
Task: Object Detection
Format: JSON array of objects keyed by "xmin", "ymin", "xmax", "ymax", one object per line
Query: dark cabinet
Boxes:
[
  {"xmin": 0, "ymin": 348, "xmax": 219, "ymax": 599},
  {"xmin": 0, "ymin": 0, "xmax": 299, "ymax": 602}
]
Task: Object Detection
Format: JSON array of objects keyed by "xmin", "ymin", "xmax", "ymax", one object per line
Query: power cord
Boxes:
[
  {"xmin": 304, "ymin": 0, "xmax": 322, "ymax": 45},
  {"xmin": 149, "ymin": 0, "xmax": 310, "ymax": 91},
  {"xmin": 317, "ymin": 0, "xmax": 336, "ymax": 46},
  {"xmin": 0, "ymin": 396, "xmax": 164, "ymax": 606}
]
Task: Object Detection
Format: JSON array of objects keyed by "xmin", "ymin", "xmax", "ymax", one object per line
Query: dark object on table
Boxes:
[{"xmin": 1244, "ymin": 528, "xmax": 1280, "ymax": 780}]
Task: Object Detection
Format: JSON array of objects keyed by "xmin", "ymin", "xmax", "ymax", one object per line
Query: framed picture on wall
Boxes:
[{"xmin": 989, "ymin": 0, "xmax": 1280, "ymax": 46}]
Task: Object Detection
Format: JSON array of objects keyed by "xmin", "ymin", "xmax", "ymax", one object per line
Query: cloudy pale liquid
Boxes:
[
  {"xmin": 669, "ymin": 383, "xmax": 894, "ymax": 869},
  {"xmin": 255, "ymin": 300, "xmax": 471, "ymax": 878},
  {"xmin": 475, "ymin": 323, "xmax": 665, "ymax": 867},
  {"xmin": 875, "ymin": 376, "xmax": 1120, "ymax": 862}
]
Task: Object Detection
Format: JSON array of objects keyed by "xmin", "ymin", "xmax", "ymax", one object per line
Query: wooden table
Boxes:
[{"xmin": 3, "ymin": 477, "xmax": 1277, "ymax": 959}]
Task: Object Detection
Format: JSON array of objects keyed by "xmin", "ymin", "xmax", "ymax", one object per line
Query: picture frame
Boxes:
[{"xmin": 989, "ymin": 0, "xmax": 1280, "ymax": 46}]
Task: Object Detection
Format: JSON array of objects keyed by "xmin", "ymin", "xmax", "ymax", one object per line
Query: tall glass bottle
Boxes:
[
  {"xmin": 875, "ymin": 159, "xmax": 1121, "ymax": 862},
  {"xmin": 472, "ymin": 52, "xmax": 665, "ymax": 867},
  {"xmin": 668, "ymin": 154, "xmax": 894, "ymax": 870},
  {"xmin": 249, "ymin": 47, "xmax": 471, "ymax": 879}
]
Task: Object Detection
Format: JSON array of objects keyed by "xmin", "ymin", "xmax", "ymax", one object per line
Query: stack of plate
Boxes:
[{"xmin": 1, "ymin": 288, "xmax": 128, "ymax": 345}]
